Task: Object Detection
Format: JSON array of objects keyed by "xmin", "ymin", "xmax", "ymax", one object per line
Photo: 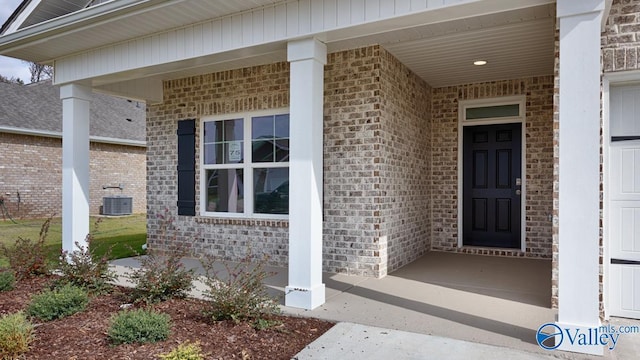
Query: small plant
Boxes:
[
  {"xmin": 158, "ymin": 341, "xmax": 206, "ymax": 360},
  {"xmin": 26, "ymin": 284, "xmax": 89, "ymax": 321},
  {"xmin": 0, "ymin": 312, "xmax": 33, "ymax": 360},
  {"xmin": 107, "ymin": 309, "xmax": 170, "ymax": 345},
  {"xmin": 0, "ymin": 271, "xmax": 15, "ymax": 292},
  {"xmin": 1, "ymin": 217, "xmax": 52, "ymax": 280},
  {"xmin": 56, "ymin": 220, "xmax": 116, "ymax": 294},
  {"xmin": 201, "ymin": 252, "xmax": 280, "ymax": 325},
  {"xmin": 128, "ymin": 250, "xmax": 194, "ymax": 304}
]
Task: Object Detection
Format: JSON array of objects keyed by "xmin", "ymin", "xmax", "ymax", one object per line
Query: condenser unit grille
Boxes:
[{"xmin": 103, "ymin": 196, "xmax": 132, "ymax": 216}]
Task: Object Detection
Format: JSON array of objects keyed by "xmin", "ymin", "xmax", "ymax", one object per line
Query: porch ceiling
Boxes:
[{"xmin": 97, "ymin": 2, "xmax": 555, "ymax": 94}]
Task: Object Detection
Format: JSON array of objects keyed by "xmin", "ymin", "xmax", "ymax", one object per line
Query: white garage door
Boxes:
[{"xmin": 609, "ymin": 84, "xmax": 640, "ymax": 319}]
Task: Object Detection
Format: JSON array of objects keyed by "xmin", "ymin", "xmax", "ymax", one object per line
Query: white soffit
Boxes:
[{"xmin": 380, "ymin": 4, "xmax": 556, "ymax": 87}]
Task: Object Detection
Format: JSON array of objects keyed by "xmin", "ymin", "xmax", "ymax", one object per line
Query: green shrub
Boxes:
[
  {"xmin": 56, "ymin": 231, "xmax": 116, "ymax": 294},
  {"xmin": 0, "ymin": 312, "xmax": 33, "ymax": 360},
  {"xmin": 26, "ymin": 284, "xmax": 89, "ymax": 321},
  {"xmin": 129, "ymin": 250, "xmax": 194, "ymax": 304},
  {"xmin": 1, "ymin": 218, "xmax": 51, "ymax": 280},
  {"xmin": 107, "ymin": 309, "xmax": 170, "ymax": 345},
  {"xmin": 201, "ymin": 253, "xmax": 280, "ymax": 324},
  {"xmin": 0, "ymin": 272, "xmax": 15, "ymax": 292},
  {"xmin": 158, "ymin": 341, "xmax": 206, "ymax": 360}
]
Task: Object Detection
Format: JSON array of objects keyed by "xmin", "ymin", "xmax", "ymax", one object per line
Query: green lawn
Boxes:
[{"xmin": 0, "ymin": 214, "xmax": 147, "ymax": 267}]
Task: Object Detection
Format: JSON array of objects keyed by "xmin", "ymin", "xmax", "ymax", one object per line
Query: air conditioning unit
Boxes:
[{"xmin": 102, "ymin": 196, "xmax": 132, "ymax": 216}]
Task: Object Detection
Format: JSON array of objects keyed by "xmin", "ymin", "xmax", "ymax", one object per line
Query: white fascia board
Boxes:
[{"xmin": 0, "ymin": 125, "xmax": 146, "ymax": 147}]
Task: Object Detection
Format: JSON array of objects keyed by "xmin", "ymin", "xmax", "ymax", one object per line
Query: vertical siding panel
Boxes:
[
  {"xmin": 221, "ymin": 17, "xmax": 232, "ymax": 49},
  {"xmin": 324, "ymin": 0, "xmax": 337, "ymax": 29},
  {"xmin": 410, "ymin": 0, "xmax": 427, "ymax": 10},
  {"xmin": 396, "ymin": 0, "xmax": 411, "ymax": 14},
  {"xmin": 380, "ymin": 0, "xmax": 395, "ymax": 18},
  {"xmin": 192, "ymin": 23, "xmax": 203, "ymax": 56},
  {"xmin": 351, "ymin": 0, "xmax": 365, "ymax": 23},
  {"xmin": 135, "ymin": 39, "xmax": 144, "ymax": 68},
  {"xmin": 242, "ymin": 12, "xmax": 253, "ymax": 46},
  {"xmin": 365, "ymin": 0, "xmax": 380, "ymax": 20},
  {"xmin": 286, "ymin": 2, "xmax": 299, "ymax": 37},
  {"xmin": 212, "ymin": 20, "xmax": 222, "ymax": 51},
  {"xmin": 252, "ymin": 9, "xmax": 264, "ymax": 43},
  {"xmin": 143, "ymin": 37, "xmax": 153, "ymax": 65},
  {"xmin": 175, "ymin": 29, "xmax": 185, "ymax": 59},
  {"xmin": 298, "ymin": 0, "xmax": 311, "ymax": 34},
  {"xmin": 151, "ymin": 34, "xmax": 160, "ymax": 65},
  {"xmin": 108, "ymin": 46, "xmax": 117, "ymax": 73},
  {"xmin": 336, "ymin": 0, "xmax": 350, "ymax": 26},
  {"xmin": 275, "ymin": 3, "xmax": 287, "ymax": 39},
  {"xmin": 167, "ymin": 31, "xmax": 177, "ymax": 61},
  {"xmin": 263, "ymin": 6, "xmax": 275, "ymax": 42},
  {"xmin": 310, "ymin": 0, "xmax": 324, "ymax": 32},
  {"xmin": 427, "ymin": 0, "xmax": 444, "ymax": 7},
  {"xmin": 184, "ymin": 26, "xmax": 194, "ymax": 58},
  {"xmin": 231, "ymin": 15, "xmax": 243, "ymax": 48},
  {"xmin": 202, "ymin": 21, "xmax": 213, "ymax": 53}
]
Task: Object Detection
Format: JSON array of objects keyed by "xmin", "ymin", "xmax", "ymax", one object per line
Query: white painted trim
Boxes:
[
  {"xmin": 457, "ymin": 96, "xmax": 527, "ymax": 252},
  {"xmin": 3, "ymin": 0, "xmax": 41, "ymax": 35},
  {"xmin": 602, "ymin": 72, "xmax": 640, "ymax": 320},
  {"xmin": 0, "ymin": 125, "xmax": 146, "ymax": 147},
  {"xmin": 199, "ymin": 108, "xmax": 290, "ymax": 220}
]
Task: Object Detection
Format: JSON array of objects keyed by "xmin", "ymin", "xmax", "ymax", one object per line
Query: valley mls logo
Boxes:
[
  {"xmin": 536, "ymin": 323, "xmax": 563, "ymax": 350},
  {"xmin": 536, "ymin": 323, "xmax": 632, "ymax": 351}
]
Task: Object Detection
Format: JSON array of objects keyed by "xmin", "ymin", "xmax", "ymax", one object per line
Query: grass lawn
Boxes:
[{"xmin": 0, "ymin": 214, "xmax": 146, "ymax": 267}]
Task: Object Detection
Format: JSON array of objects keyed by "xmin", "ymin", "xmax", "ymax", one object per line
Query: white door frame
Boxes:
[
  {"xmin": 457, "ymin": 95, "xmax": 527, "ymax": 252},
  {"xmin": 602, "ymin": 70, "xmax": 640, "ymax": 319}
]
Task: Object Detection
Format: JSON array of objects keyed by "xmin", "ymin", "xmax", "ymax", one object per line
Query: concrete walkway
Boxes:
[{"xmin": 110, "ymin": 253, "xmax": 640, "ymax": 360}]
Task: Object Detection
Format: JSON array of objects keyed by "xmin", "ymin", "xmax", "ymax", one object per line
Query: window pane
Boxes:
[
  {"xmin": 275, "ymin": 139, "xmax": 289, "ymax": 162},
  {"xmin": 252, "ymin": 116, "xmax": 274, "ymax": 139},
  {"xmin": 466, "ymin": 104, "xmax": 519, "ymax": 120},
  {"xmin": 203, "ymin": 143, "xmax": 224, "ymax": 164},
  {"xmin": 275, "ymin": 114, "xmax": 290, "ymax": 138},
  {"xmin": 252, "ymin": 140, "xmax": 274, "ymax": 163},
  {"xmin": 254, "ymin": 168, "xmax": 289, "ymax": 214},
  {"xmin": 224, "ymin": 119, "xmax": 243, "ymax": 141},
  {"xmin": 204, "ymin": 121, "xmax": 223, "ymax": 143},
  {"xmin": 205, "ymin": 169, "xmax": 244, "ymax": 213}
]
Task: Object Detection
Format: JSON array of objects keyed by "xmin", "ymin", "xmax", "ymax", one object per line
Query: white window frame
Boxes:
[
  {"xmin": 457, "ymin": 96, "xmax": 527, "ymax": 252},
  {"xmin": 199, "ymin": 108, "xmax": 289, "ymax": 219}
]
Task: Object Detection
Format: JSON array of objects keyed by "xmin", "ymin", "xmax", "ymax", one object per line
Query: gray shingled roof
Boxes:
[{"xmin": 0, "ymin": 80, "xmax": 146, "ymax": 143}]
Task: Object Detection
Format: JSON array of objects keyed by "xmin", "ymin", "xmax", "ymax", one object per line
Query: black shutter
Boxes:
[{"xmin": 177, "ymin": 119, "xmax": 196, "ymax": 216}]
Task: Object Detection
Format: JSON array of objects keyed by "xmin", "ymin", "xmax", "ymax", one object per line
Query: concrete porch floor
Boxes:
[{"xmin": 112, "ymin": 251, "xmax": 561, "ymax": 356}]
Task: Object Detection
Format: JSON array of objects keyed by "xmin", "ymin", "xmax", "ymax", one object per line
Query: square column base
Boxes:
[
  {"xmin": 285, "ymin": 284, "xmax": 325, "ymax": 310},
  {"xmin": 555, "ymin": 322, "xmax": 604, "ymax": 355}
]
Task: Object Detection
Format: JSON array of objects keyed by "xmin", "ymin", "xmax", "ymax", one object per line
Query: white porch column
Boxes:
[
  {"xmin": 285, "ymin": 38, "xmax": 326, "ymax": 310},
  {"xmin": 556, "ymin": 0, "xmax": 605, "ymax": 355},
  {"xmin": 60, "ymin": 83, "xmax": 92, "ymax": 254}
]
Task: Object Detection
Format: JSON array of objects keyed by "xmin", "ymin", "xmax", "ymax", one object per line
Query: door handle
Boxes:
[
  {"xmin": 515, "ymin": 178, "xmax": 522, "ymax": 186},
  {"xmin": 515, "ymin": 189, "xmax": 521, "ymax": 195}
]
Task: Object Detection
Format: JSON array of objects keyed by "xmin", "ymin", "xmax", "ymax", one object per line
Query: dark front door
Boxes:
[{"xmin": 463, "ymin": 123, "xmax": 522, "ymax": 248}]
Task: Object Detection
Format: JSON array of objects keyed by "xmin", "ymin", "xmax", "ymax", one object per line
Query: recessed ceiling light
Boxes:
[{"xmin": 473, "ymin": 60, "xmax": 487, "ymax": 66}]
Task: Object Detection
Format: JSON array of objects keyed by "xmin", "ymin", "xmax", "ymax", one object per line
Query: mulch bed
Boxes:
[{"xmin": 0, "ymin": 276, "xmax": 334, "ymax": 359}]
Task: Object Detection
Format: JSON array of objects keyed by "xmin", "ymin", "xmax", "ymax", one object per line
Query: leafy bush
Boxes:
[
  {"xmin": 107, "ymin": 309, "xmax": 170, "ymax": 345},
  {"xmin": 1, "ymin": 218, "xmax": 51, "ymax": 280},
  {"xmin": 56, "ymin": 229, "xmax": 116, "ymax": 294},
  {"xmin": 201, "ymin": 253, "xmax": 280, "ymax": 325},
  {"xmin": 0, "ymin": 312, "xmax": 33, "ymax": 360},
  {"xmin": 0, "ymin": 271, "xmax": 15, "ymax": 292},
  {"xmin": 26, "ymin": 284, "xmax": 89, "ymax": 321},
  {"xmin": 158, "ymin": 341, "xmax": 206, "ymax": 360},
  {"xmin": 128, "ymin": 251, "xmax": 194, "ymax": 304}
]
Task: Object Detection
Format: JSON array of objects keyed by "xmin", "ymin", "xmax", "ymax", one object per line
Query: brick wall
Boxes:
[
  {"xmin": 0, "ymin": 132, "xmax": 146, "ymax": 219},
  {"xmin": 430, "ymin": 77, "xmax": 555, "ymax": 258},
  {"xmin": 602, "ymin": 0, "xmax": 640, "ymax": 72},
  {"xmin": 378, "ymin": 49, "xmax": 431, "ymax": 273}
]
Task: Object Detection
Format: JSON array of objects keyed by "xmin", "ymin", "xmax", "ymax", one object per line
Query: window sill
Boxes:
[{"xmin": 194, "ymin": 216, "xmax": 288, "ymax": 228}]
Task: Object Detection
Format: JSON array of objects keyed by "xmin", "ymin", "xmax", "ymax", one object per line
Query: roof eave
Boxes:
[{"xmin": 0, "ymin": 0, "xmax": 169, "ymax": 62}]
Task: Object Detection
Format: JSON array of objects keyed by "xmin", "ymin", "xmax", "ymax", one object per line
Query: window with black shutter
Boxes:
[{"xmin": 177, "ymin": 119, "xmax": 196, "ymax": 216}]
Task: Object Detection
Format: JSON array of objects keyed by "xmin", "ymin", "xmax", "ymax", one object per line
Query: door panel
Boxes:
[{"xmin": 463, "ymin": 123, "xmax": 522, "ymax": 248}]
